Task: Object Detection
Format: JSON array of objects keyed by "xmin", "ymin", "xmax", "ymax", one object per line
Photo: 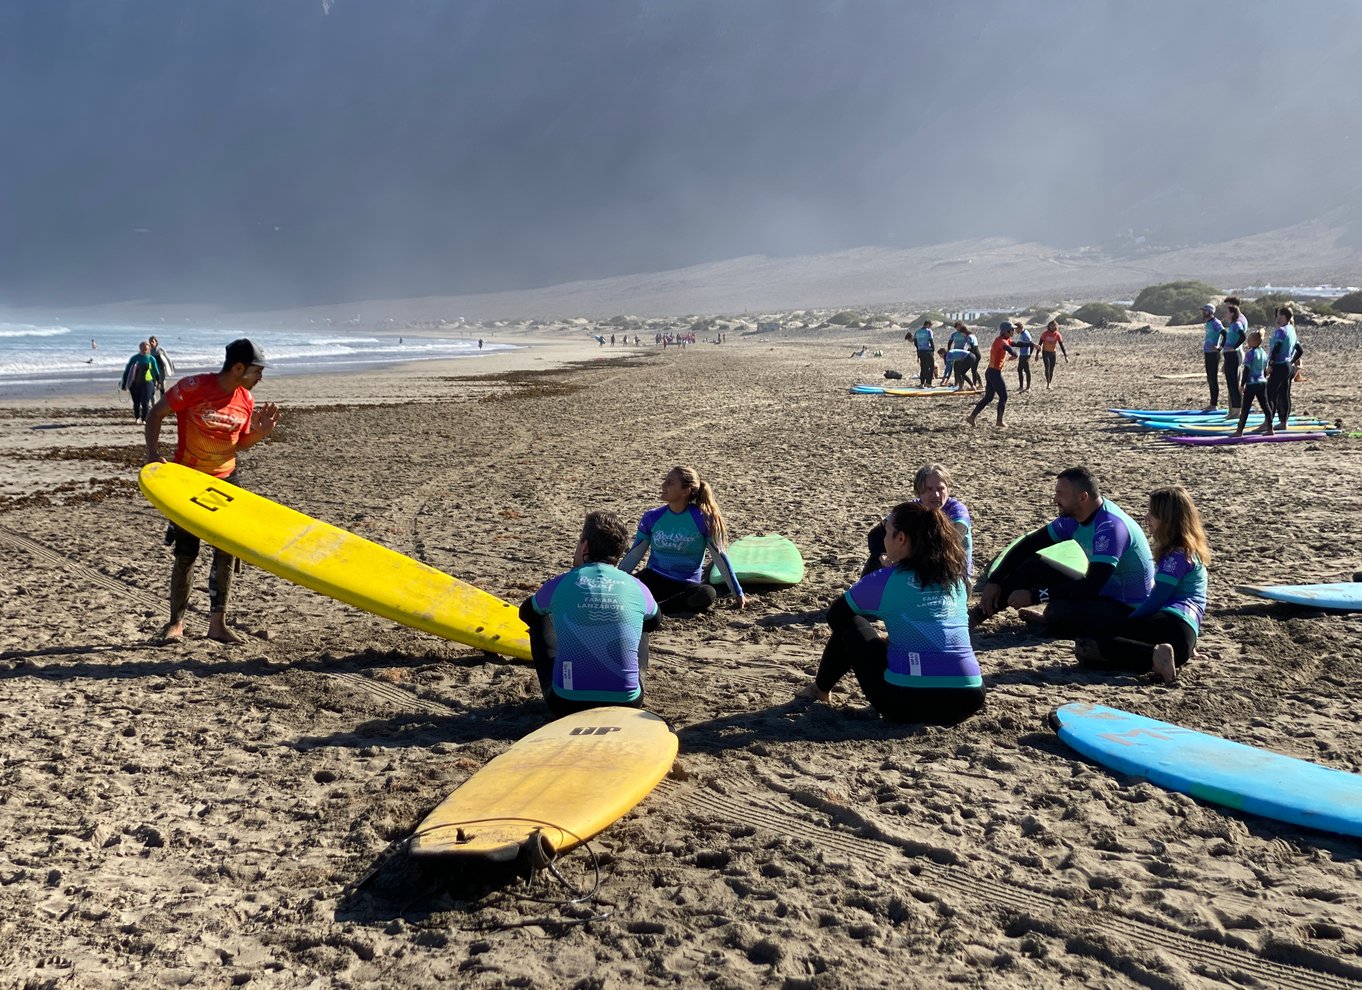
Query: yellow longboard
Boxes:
[
  {"xmin": 409, "ymin": 708, "xmax": 677, "ymax": 861},
  {"xmin": 138, "ymin": 462, "xmax": 530, "ymax": 659}
]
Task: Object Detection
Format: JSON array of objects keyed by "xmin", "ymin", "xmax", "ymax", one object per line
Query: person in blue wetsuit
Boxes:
[
  {"xmin": 797, "ymin": 502, "xmax": 985, "ymax": 725},
  {"xmin": 906, "ymin": 319, "xmax": 936, "ymax": 387},
  {"xmin": 863, "ymin": 463, "xmax": 973, "ymax": 581},
  {"xmin": 1074, "ymin": 486, "xmax": 1209, "ymax": 684},
  {"xmin": 1220, "ymin": 297, "xmax": 1247, "ymax": 415},
  {"xmin": 1200, "ymin": 302, "xmax": 1225, "ymax": 411},
  {"xmin": 120, "ymin": 340, "xmax": 163, "ymax": 424},
  {"xmin": 1232, "ymin": 329, "xmax": 1273, "ymax": 436},
  {"xmin": 1013, "ymin": 321, "xmax": 1035, "ymax": 392},
  {"xmin": 976, "ymin": 466, "xmax": 1154, "ymax": 637},
  {"xmin": 1267, "ymin": 304, "xmax": 1301, "ymax": 429},
  {"xmin": 619, "ymin": 464, "xmax": 745, "ymax": 613},
  {"xmin": 520, "ymin": 511, "xmax": 662, "ymax": 718}
]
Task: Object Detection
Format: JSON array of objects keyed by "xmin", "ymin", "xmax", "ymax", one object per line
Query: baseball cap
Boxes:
[
  {"xmin": 999, "ymin": 321, "xmax": 1013, "ymax": 331},
  {"xmin": 1201, "ymin": 303, "xmax": 1216, "ymax": 313},
  {"xmin": 225, "ymin": 338, "xmax": 269, "ymax": 368}
]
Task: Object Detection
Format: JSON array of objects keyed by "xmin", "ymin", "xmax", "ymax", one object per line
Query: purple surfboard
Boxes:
[{"xmin": 1168, "ymin": 432, "xmax": 1329, "ymax": 446}]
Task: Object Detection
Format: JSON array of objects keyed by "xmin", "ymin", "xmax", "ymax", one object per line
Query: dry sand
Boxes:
[{"xmin": 3, "ymin": 320, "xmax": 1362, "ymax": 989}]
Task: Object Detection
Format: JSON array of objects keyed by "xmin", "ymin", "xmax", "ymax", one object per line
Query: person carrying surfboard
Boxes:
[
  {"xmin": 520, "ymin": 511, "xmax": 662, "ymax": 718},
  {"xmin": 143, "ymin": 338, "xmax": 280, "ymax": 645},
  {"xmin": 965, "ymin": 322, "xmax": 1017, "ymax": 429},
  {"xmin": 797, "ymin": 501, "xmax": 985, "ymax": 725},
  {"xmin": 120, "ymin": 340, "xmax": 162, "ymax": 425},
  {"xmin": 619, "ymin": 465, "xmax": 745, "ymax": 613},
  {"xmin": 975, "ymin": 466, "xmax": 1155, "ymax": 637},
  {"xmin": 1072, "ymin": 485, "xmax": 1210, "ymax": 684}
]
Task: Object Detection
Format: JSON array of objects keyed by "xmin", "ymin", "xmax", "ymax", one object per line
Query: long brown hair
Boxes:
[
  {"xmin": 1147, "ymin": 486, "xmax": 1211, "ymax": 565},
  {"xmin": 885, "ymin": 501, "xmax": 967, "ymax": 589},
  {"xmin": 671, "ymin": 465, "xmax": 730, "ymax": 547}
]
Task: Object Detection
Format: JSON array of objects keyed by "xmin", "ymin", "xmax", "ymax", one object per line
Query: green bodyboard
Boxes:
[
  {"xmin": 975, "ymin": 534, "xmax": 1087, "ymax": 591},
  {"xmin": 708, "ymin": 534, "xmax": 805, "ymax": 587}
]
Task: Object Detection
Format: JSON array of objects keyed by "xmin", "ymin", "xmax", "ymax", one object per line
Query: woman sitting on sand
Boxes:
[
  {"xmin": 799, "ymin": 502, "xmax": 985, "ymax": 725},
  {"xmin": 619, "ymin": 465, "xmax": 746, "ymax": 613},
  {"xmin": 863, "ymin": 463, "xmax": 972, "ymax": 580},
  {"xmin": 1072, "ymin": 485, "xmax": 1209, "ymax": 684}
]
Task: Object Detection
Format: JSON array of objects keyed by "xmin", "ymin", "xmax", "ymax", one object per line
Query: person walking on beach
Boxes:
[
  {"xmin": 1073, "ymin": 486, "xmax": 1210, "ymax": 684},
  {"xmin": 1014, "ymin": 321, "xmax": 1036, "ymax": 392},
  {"xmin": 147, "ymin": 335, "xmax": 175, "ymax": 398},
  {"xmin": 965, "ymin": 322, "xmax": 1017, "ymax": 429},
  {"xmin": 1267, "ymin": 305, "xmax": 1300, "ymax": 429},
  {"xmin": 1200, "ymin": 302, "xmax": 1225, "ymax": 411},
  {"xmin": 618, "ymin": 465, "xmax": 746, "ymax": 614},
  {"xmin": 144, "ymin": 338, "xmax": 280, "ymax": 645},
  {"xmin": 120, "ymin": 340, "xmax": 161, "ymax": 425},
  {"xmin": 520, "ymin": 511, "xmax": 662, "ymax": 719},
  {"xmin": 975, "ymin": 466, "xmax": 1155, "ymax": 638},
  {"xmin": 1231, "ymin": 330, "xmax": 1273, "ymax": 437},
  {"xmin": 1039, "ymin": 320, "xmax": 1068, "ymax": 387},
  {"xmin": 796, "ymin": 502, "xmax": 985, "ymax": 725},
  {"xmin": 908, "ymin": 319, "xmax": 936, "ymax": 387},
  {"xmin": 1221, "ymin": 297, "xmax": 1247, "ymax": 416}
]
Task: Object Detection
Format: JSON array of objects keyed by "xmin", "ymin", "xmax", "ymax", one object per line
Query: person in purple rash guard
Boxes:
[
  {"xmin": 863, "ymin": 463, "xmax": 973, "ymax": 581},
  {"xmin": 520, "ymin": 511, "xmax": 661, "ymax": 719},
  {"xmin": 619, "ymin": 465, "xmax": 745, "ymax": 614},
  {"xmin": 1200, "ymin": 302, "xmax": 1225, "ymax": 411},
  {"xmin": 797, "ymin": 502, "xmax": 984, "ymax": 725}
]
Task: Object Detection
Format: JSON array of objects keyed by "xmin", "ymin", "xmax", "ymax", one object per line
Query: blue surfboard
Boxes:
[
  {"xmin": 1051, "ymin": 702, "xmax": 1362, "ymax": 838},
  {"xmin": 1237, "ymin": 583, "xmax": 1362, "ymax": 611}
]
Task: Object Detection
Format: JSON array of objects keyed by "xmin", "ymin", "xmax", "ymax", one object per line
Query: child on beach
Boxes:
[
  {"xmin": 798, "ymin": 502, "xmax": 985, "ymax": 725},
  {"xmin": 520, "ymin": 511, "xmax": 661, "ymax": 718},
  {"xmin": 1073, "ymin": 486, "xmax": 1209, "ymax": 684},
  {"xmin": 618, "ymin": 465, "xmax": 746, "ymax": 613},
  {"xmin": 1232, "ymin": 330, "xmax": 1273, "ymax": 436}
]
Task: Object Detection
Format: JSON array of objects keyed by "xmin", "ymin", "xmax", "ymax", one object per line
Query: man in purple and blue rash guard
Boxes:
[
  {"xmin": 977, "ymin": 466, "xmax": 1154, "ymax": 637},
  {"xmin": 520, "ymin": 511, "xmax": 661, "ymax": 719}
]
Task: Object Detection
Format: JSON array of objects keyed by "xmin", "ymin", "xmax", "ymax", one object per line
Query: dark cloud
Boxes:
[{"xmin": 3, "ymin": 0, "xmax": 1360, "ymax": 308}]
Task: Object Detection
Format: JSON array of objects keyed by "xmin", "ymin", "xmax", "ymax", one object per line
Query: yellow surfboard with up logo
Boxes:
[
  {"xmin": 137, "ymin": 462, "xmax": 530, "ymax": 659},
  {"xmin": 409, "ymin": 708, "xmax": 677, "ymax": 860}
]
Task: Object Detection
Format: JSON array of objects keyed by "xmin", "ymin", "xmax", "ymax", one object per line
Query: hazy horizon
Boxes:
[{"xmin": 6, "ymin": 0, "xmax": 1362, "ymax": 310}]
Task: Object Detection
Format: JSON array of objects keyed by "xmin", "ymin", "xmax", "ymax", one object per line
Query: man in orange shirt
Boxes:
[
  {"xmin": 144, "ymin": 339, "xmax": 281, "ymax": 644},
  {"xmin": 966, "ymin": 323, "xmax": 1018, "ymax": 429}
]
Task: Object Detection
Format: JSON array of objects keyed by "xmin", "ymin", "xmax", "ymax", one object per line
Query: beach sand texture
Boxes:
[{"xmin": 3, "ymin": 322, "xmax": 1362, "ymax": 988}]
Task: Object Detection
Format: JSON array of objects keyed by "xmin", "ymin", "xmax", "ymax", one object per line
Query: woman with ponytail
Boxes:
[{"xmin": 619, "ymin": 465, "xmax": 746, "ymax": 613}]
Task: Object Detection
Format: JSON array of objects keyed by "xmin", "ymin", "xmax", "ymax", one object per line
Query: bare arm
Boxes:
[
  {"xmin": 144, "ymin": 397, "xmax": 173, "ymax": 463},
  {"xmin": 237, "ymin": 402, "xmax": 281, "ymax": 451}
]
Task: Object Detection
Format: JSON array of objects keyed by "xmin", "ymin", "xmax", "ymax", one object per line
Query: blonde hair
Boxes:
[
  {"xmin": 671, "ymin": 465, "xmax": 729, "ymax": 547},
  {"xmin": 913, "ymin": 463, "xmax": 952, "ymax": 494},
  {"xmin": 1148, "ymin": 486, "xmax": 1211, "ymax": 566}
]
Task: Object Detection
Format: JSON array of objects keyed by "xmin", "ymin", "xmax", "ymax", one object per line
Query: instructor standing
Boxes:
[{"xmin": 144, "ymin": 338, "xmax": 280, "ymax": 644}]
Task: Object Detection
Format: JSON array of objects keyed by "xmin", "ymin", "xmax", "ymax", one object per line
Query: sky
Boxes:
[{"xmin": 4, "ymin": 0, "xmax": 1361, "ymax": 308}]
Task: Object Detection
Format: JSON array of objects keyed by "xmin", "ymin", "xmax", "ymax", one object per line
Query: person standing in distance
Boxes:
[
  {"xmin": 147, "ymin": 335, "xmax": 176, "ymax": 399},
  {"xmin": 1220, "ymin": 297, "xmax": 1247, "ymax": 417},
  {"xmin": 907, "ymin": 319, "xmax": 937, "ymax": 388},
  {"xmin": 965, "ymin": 322, "xmax": 1017, "ymax": 429},
  {"xmin": 1200, "ymin": 302, "xmax": 1225, "ymax": 412},
  {"xmin": 144, "ymin": 338, "xmax": 281, "ymax": 644}
]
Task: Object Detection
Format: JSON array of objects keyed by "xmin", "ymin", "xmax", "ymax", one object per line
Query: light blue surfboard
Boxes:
[
  {"xmin": 1051, "ymin": 703, "xmax": 1362, "ymax": 838},
  {"xmin": 850, "ymin": 384, "xmax": 886, "ymax": 395},
  {"xmin": 1237, "ymin": 583, "xmax": 1362, "ymax": 611}
]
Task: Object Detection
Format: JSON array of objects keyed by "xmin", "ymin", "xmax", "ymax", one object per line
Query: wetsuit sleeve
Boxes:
[
  {"xmin": 987, "ymin": 526, "xmax": 1056, "ymax": 585},
  {"xmin": 518, "ymin": 597, "xmax": 551, "ymax": 665},
  {"xmin": 708, "ymin": 539, "xmax": 745, "ymax": 598},
  {"xmin": 1127, "ymin": 573, "xmax": 1176, "ymax": 619},
  {"xmin": 866, "ymin": 520, "xmax": 887, "ymax": 559},
  {"xmin": 618, "ymin": 534, "xmax": 649, "ymax": 574},
  {"xmin": 827, "ymin": 594, "xmax": 880, "ymax": 645}
]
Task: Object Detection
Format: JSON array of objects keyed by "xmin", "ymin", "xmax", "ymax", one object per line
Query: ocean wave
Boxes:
[{"xmin": 0, "ymin": 324, "xmax": 71, "ymax": 339}]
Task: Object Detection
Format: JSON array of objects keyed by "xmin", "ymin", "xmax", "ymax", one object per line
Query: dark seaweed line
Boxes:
[{"xmin": 674, "ymin": 783, "xmax": 1362, "ymax": 990}]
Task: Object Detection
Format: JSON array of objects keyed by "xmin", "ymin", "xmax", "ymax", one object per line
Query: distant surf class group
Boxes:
[{"xmin": 1200, "ymin": 298, "xmax": 1303, "ymax": 435}]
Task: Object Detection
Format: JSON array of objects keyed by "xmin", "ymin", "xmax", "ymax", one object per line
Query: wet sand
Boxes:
[{"xmin": 3, "ymin": 320, "xmax": 1362, "ymax": 988}]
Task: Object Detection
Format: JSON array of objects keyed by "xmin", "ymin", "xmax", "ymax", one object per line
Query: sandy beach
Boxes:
[{"xmin": 4, "ymin": 319, "xmax": 1362, "ymax": 989}]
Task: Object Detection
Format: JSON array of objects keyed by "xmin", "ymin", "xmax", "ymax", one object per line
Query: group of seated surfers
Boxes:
[{"xmin": 520, "ymin": 463, "xmax": 1209, "ymax": 726}]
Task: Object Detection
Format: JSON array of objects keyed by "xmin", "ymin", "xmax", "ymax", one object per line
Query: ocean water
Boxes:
[{"xmin": 0, "ymin": 321, "xmax": 516, "ymax": 397}]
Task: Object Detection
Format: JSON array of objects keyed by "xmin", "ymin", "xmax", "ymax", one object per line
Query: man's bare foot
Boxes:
[
  {"xmin": 965, "ymin": 414, "xmax": 977, "ymax": 428},
  {"xmin": 794, "ymin": 683, "xmax": 831, "ymax": 703},
  {"xmin": 1151, "ymin": 643, "xmax": 1177, "ymax": 684},
  {"xmin": 1017, "ymin": 606, "xmax": 1047, "ymax": 625},
  {"xmin": 158, "ymin": 621, "xmax": 185, "ymax": 644},
  {"xmin": 995, "ymin": 420, "xmax": 1006, "ymax": 429},
  {"xmin": 207, "ymin": 615, "xmax": 243, "ymax": 645}
]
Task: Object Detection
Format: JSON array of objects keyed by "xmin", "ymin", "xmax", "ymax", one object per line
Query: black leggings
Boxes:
[
  {"xmin": 970, "ymin": 367, "xmax": 1007, "ymax": 423},
  {"xmin": 1204, "ymin": 351, "xmax": 1221, "ymax": 407},
  {"xmin": 1084, "ymin": 613, "xmax": 1198, "ymax": 673},
  {"xmin": 1236, "ymin": 381, "xmax": 1272, "ymax": 431},
  {"xmin": 1042, "ymin": 351, "xmax": 1058, "ymax": 384},
  {"xmin": 130, "ymin": 380, "xmax": 155, "ymax": 420},
  {"xmin": 1016, "ymin": 355, "xmax": 1031, "ymax": 391},
  {"xmin": 917, "ymin": 350, "xmax": 935, "ymax": 387},
  {"xmin": 968, "ymin": 351, "xmax": 982, "ymax": 386},
  {"xmin": 995, "ymin": 557, "xmax": 1135, "ymax": 637},
  {"xmin": 1268, "ymin": 364, "xmax": 1293, "ymax": 427},
  {"xmin": 635, "ymin": 568, "xmax": 718, "ymax": 614},
  {"xmin": 1221, "ymin": 349, "xmax": 1242, "ymax": 408},
  {"xmin": 815, "ymin": 619, "xmax": 985, "ymax": 725}
]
